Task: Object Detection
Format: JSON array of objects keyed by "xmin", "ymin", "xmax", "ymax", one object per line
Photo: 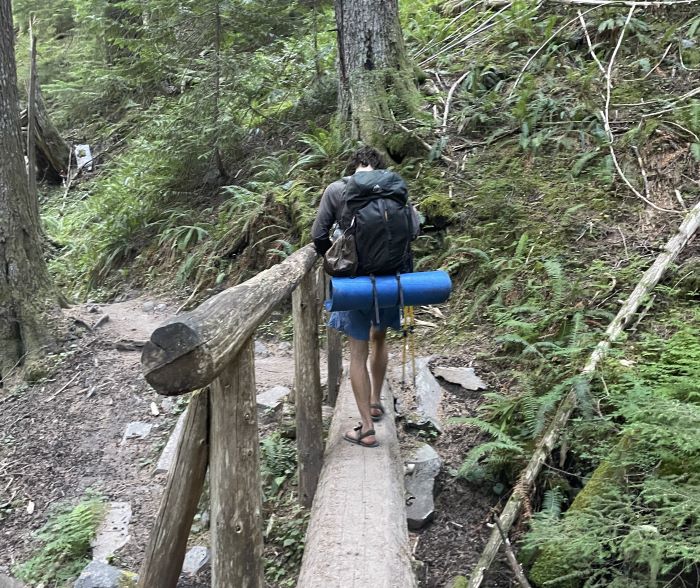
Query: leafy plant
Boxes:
[{"xmin": 15, "ymin": 496, "xmax": 106, "ymax": 585}]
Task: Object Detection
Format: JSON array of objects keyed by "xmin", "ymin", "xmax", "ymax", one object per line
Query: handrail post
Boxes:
[
  {"xmin": 294, "ymin": 268, "xmax": 323, "ymax": 508},
  {"xmin": 326, "ymin": 329, "xmax": 342, "ymax": 407},
  {"xmin": 137, "ymin": 390, "xmax": 210, "ymax": 588},
  {"xmin": 323, "ymin": 272, "xmax": 342, "ymax": 406},
  {"xmin": 210, "ymin": 337, "xmax": 264, "ymax": 587}
]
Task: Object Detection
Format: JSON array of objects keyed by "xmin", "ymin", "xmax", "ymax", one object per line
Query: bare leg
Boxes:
[
  {"xmin": 346, "ymin": 336, "xmax": 377, "ymax": 445},
  {"xmin": 369, "ymin": 328, "xmax": 388, "ymax": 418}
]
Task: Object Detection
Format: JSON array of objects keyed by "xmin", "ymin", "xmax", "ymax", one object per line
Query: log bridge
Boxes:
[{"xmin": 138, "ymin": 244, "xmax": 416, "ymax": 587}]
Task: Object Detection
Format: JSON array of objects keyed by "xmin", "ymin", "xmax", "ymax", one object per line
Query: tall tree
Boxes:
[
  {"xmin": 334, "ymin": 0, "xmax": 421, "ymax": 154},
  {"xmin": 0, "ymin": 0, "xmax": 59, "ymax": 381}
]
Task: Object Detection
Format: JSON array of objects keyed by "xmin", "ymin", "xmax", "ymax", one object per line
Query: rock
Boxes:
[
  {"xmin": 432, "ymin": 366, "xmax": 487, "ymax": 391},
  {"xmin": 155, "ymin": 412, "xmax": 187, "ymax": 474},
  {"xmin": 414, "ymin": 357, "xmax": 444, "ymax": 433},
  {"xmin": 200, "ymin": 509, "xmax": 210, "ymax": 530},
  {"xmin": 322, "ymin": 405, "xmax": 334, "ymax": 423},
  {"xmin": 681, "ymin": 38, "xmax": 696, "ymax": 49},
  {"xmin": 142, "ymin": 301, "xmax": 155, "ymax": 313},
  {"xmin": 113, "ymin": 339, "xmax": 146, "ymax": 351},
  {"xmin": 160, "ymin": 398, "xmax": 176, "ymax": 414},
  {"xmin": 155, "ymin": 303, "xmax": 167, "ymax": 312},
  {"xmin": 121, "ymin": 422, "xmax": 152, "ymax": 444},
  {"xmin": 74, "ymin": 561, "xmax": 136, "ymax": 588},
  {"xmin": 403, "ymin": 413, "xmax": 443, "ymax": 435},
  {"xmin": 256, "ymin": 386, "xmax": 289, "ymax": 414},
  {"xmin": 91, "ymin": 502, "xmax": 131, "ymax": 563},
  {"xmin": 277, "ymin": 341, "xmax": 292, "ymax": 354},
  {"xmin": 254, "ymin": 340, "xmax": 269, "ymax": 357},
  {"xmin": 182, "ymin": 545, "xmax": 210, "ymax": 575},
  {"xmin": 0, "ymin": 574, "xmax": 26, "ymax": 588},
  {"xmin": 93, "ymin": 314, "xmax": 109, "ymax": 329},
  {"xmin": 405, "ymin": 444, "xmax": 442, "ymax": 531}
]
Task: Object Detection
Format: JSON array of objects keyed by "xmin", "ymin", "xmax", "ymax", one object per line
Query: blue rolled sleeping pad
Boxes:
[{"xmin": 324, "ymin": 271, "xmax": 452, "ymax": 312}]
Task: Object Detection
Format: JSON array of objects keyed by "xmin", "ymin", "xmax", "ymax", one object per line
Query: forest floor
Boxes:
[{"xmin": 0, "ymin": 292, "xmax": 515, "ymax": 587}]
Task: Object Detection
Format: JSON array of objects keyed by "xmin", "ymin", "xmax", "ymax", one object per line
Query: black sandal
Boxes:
[
  {"xmin": 343, "ymin": 423, "xmax": 379, "ymax": 448},
  {"xmin": 370, "ymin": 402, "xmax": 385, "ymax": 422}
]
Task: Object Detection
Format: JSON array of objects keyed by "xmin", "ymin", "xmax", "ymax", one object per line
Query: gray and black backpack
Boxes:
[{"xmin": 338, "ymin": 170, "xmax": 415, "ymax": 276}]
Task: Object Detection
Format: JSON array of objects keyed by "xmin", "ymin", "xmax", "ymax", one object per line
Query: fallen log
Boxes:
[
  {"xmin": 20, "ymin": 85, "xmax": 71, "ymax": 182},
  {"xmin": 297, "ymin": 378, "xmax": 416, "ymax": 588},
  {"xmin": 141, "ymin": 244, "xmax": 317, "ymax": 395},
  {"xmin": 467, "ymin": 198, "xmax": 700, "ymax": 588}
]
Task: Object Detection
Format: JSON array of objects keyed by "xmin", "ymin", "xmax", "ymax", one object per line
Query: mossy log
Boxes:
[
  {"xmin": 467, "ymin": 198, "xmax": 700, "ymax": 588},
  {"xmin": 20, "ymin": 85, "xmax": 71, "ymax": 182},
  {"xmin": 528, "ymin": 459, "xmax": 621, "ymax": 587}
]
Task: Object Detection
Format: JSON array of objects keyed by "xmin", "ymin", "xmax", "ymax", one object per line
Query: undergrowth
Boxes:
[
  {"xmin": 14, "ymin": 495, "xmax": 106, "ymax": 585},
  {"xmin": 523, "ymin": 307, "xmax": 700, "ymax": 587},
  {"xmin": 260, "ymin": 431, "xmax": 309, "ymax": 587}
]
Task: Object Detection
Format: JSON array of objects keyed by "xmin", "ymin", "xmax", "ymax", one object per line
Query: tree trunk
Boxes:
[
  {"xmin": 20, "ymin": 85, "xmax": 71, "ymax": 182},
  {"xmin": 334, "ymin": 0, "xmax": 421, "ymax": 155},
  {"xmin": 0, "ymin": 0, "xmax": 59, "ymax": 381}
]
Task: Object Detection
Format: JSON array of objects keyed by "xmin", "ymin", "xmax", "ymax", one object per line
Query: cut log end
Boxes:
[{"xmin": 141, "ymin": 322, "xmax": 214, "ymax": 395}]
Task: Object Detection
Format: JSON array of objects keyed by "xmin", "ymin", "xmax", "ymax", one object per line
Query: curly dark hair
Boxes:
[{"xmin": 348, "ymin": 146, "xmax": 386, "ymax": 171}]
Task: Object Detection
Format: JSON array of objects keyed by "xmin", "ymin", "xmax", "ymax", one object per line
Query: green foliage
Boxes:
[
  {"xmin": 450, "ymin": 416, "xmax": 523, "ymax": 480},
  {"xmin": 259, "ymin": 432, "xmax": 308, "ymax": 587},
  {"xmin": 524, "ymin": 309, "xmax": 700, "ymax": 587},
  {"xmin": 264, "ymin": 502, "xmax": 309, "ymax": 588},
  {"xmin": 15, "ymin": 496, "xmax": 106, "ymax": 585},
  {"xmin": 260, "ymin": 431, "xmax": 298, "ymax": 500}
]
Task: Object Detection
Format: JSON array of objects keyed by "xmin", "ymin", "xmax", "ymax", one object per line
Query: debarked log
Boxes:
[{"xmin": 142, "ymin": 244, "xmax": 318, "ymax": 395}]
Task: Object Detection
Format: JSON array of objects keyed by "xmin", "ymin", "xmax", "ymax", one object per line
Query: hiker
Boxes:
[{"xmin": 312, "ymin": 146, "xmax": 419, "ymax": 448}]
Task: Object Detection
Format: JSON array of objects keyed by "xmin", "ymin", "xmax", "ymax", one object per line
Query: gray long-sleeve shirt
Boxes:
[{"xmin": 311, "ymin": 177, "xmax": 420, "ymax": 255}]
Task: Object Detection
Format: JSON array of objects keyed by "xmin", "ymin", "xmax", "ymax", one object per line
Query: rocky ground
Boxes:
[
  {"xmin": 0, "ymin": 295, "xmax": 299, "ymax": 587},
  {"xmin": 0, "ymin": 294, "xmax": 516, "ymax": 587},
  {"xmin": 389, "ymin": 351, "xmax": 516, "ymax": 588}
]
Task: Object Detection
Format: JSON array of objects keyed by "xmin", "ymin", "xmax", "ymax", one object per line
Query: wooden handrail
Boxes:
[
  {"xmin": 139, "ymin": 243, "xmax": 332, "ymax": 588},
  {"xmin": 141, "ymin": 244, "xmax": 318, "ymax": 395}
]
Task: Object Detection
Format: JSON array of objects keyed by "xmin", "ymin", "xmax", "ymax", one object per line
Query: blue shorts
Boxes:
[{"xmin": 328, "ymin": 307, "xmax": 402, "ymax": 341}]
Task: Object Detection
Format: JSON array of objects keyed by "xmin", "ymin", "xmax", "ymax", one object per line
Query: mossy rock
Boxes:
[
  {"xmin": 451, "ymin": 576, "xmax": 468, "ymax": 588},
  {"xmin": 419, "ymin": 193, "xmax": 455, "ymax": 229},
  {"xmin": 119, "ymin": 571, "xmax": 139, "ymax": 588},
  {"xmin": 529, "ymin": 460, "xmax": 620, "ymax": 587}
]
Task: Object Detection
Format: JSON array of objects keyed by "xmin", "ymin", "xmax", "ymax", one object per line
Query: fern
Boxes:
[{"xmin": 15, "ymin": 496, "xmax": 106, "ymax": 585}]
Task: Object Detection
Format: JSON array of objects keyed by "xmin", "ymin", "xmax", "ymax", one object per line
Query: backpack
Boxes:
[{"xmin": 324, "ymin": 170, "xmax": 413, "ymax": 277}]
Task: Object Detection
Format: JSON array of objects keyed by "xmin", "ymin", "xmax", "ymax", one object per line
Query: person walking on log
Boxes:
[{"xmin": 312, "ymin": 146, "xmax": 419, "ymax": 448}]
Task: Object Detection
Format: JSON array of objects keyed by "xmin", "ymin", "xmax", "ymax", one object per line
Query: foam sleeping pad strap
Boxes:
[{"xmin": 324, "ymin": 271, "xmax": 452, "ymax": 312}]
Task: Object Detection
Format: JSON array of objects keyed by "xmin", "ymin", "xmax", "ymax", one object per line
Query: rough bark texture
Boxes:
[
  {"xmin": 26, "ymin": 32, "xmax": 38, "ymax": 222},
  {"xmin": 209, "ymin": 338, "xmax": 264, "ymax": 588},
  {"xmin": 326, "ymin": 327, "xmax": 342, "ymax": 405},
  {"xmin": 334, "ymin": 0, "xmax": 421, "ymax": 153},
  {"xmin": 297, "ymin": 379, "xmax": 416, "ymax": 588},
  {"xmin": 141, "ymin": 244, "xmax": 318, "ymax": 395},
  {"xmin": 293, "ymin": 270, "xmax": 323, "ymax": 507},
  {"xmin": 0, "ymin": 0, "xmax": 59, "ymax": 380},
  {"xmin": 467, "ymin": 198, "xmax": 700, "ymax": 588},
  {"xmin": 137, "ymin": 390, "xmax": 210, "ymax": 588}
]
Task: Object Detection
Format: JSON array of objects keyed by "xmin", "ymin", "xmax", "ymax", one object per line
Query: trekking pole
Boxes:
[
  {"xmin": 406, "ymin": 306, "xmax": 417, "ymax": 388},
  {"xmin": 401, "ymin": 310, "xmax": 409, "ymax": 390}
]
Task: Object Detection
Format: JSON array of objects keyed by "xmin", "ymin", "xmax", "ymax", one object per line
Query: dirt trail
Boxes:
[{"xmin": 0, "ymin": 295, "xmax": 297, "ymax": 583}]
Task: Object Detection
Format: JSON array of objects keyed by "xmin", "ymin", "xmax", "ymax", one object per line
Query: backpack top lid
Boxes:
[{"xmin": 344, "ymin": 170, "xmax": 409, "ymax": 213}]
